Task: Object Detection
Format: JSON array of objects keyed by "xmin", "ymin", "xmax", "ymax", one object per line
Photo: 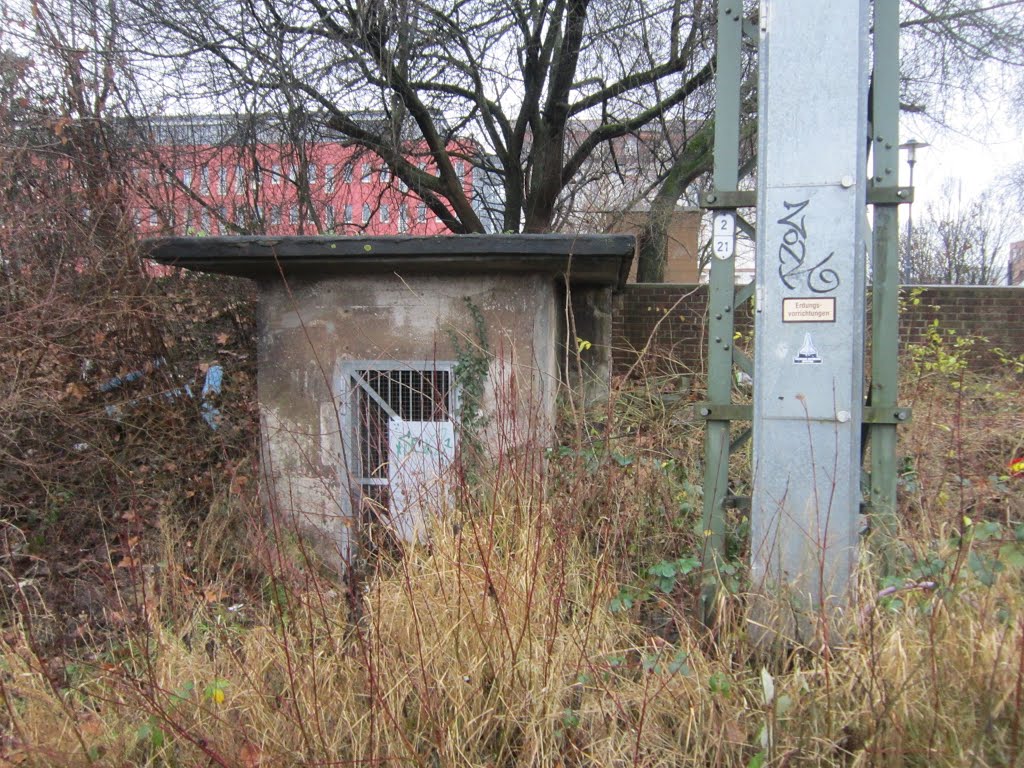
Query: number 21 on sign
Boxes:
[{"xmin": 713, "ymin": 212, "xmax": 736, "ymax": 260}]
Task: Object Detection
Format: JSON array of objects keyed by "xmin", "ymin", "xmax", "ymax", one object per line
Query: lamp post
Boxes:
[{"xmin": 899, "ymin": 139, "xmax": 929, "ymax": 279}]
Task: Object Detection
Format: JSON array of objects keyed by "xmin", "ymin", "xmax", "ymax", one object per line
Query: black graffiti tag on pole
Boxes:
[{"xmin": 777, "ymin": 199, "xmax": 840, "ymax": 294}]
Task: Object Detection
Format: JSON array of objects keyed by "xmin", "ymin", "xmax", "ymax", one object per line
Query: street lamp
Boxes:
[{"xmin": 899, "ymin": 139, "xmax": 929, "ymax": 278}]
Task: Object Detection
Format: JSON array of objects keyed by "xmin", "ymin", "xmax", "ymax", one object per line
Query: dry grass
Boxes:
[
  {"xmin": 2, "ymin": 332, "xmax": 1023, "ymax": 767},
  {"xmin": 4, "ymin": 27, "xmax": 1024, "ymax": 764}
]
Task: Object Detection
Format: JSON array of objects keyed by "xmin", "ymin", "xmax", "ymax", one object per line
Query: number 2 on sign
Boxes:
[{"xmin": 713, "ymin": 212, "xmax": 736, "ymax": 260}]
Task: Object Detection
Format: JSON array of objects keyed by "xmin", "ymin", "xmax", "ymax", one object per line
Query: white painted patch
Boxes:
[{"xmin": 387, "ymin": 420, "xmax": 456, "ymax": 542}]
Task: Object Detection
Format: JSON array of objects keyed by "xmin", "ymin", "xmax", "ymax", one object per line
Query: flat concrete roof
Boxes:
[{"xmin": 143, "ymin": 234, "xmax": 635, "ymax": 287}]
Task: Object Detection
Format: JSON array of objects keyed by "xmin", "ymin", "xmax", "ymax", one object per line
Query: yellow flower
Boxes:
[{"xmin": 205, "ymin": 679, "xmax": 229, "ymax": 705}]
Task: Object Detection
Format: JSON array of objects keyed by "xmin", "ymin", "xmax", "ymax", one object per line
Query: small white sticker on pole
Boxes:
[{"xmin": 713, "ymin": 211, "xmax": 736, "ymax": 260}]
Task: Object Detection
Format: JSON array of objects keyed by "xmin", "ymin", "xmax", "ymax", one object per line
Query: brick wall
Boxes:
[{"xmin": 612, "ymin": 284, "xmax": 1024, "ymax": 376}]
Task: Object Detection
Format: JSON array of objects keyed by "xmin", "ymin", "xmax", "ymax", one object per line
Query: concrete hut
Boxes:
[{"xmin": 147, "ymin": 234, "xmax": 634, "ymax": 565}]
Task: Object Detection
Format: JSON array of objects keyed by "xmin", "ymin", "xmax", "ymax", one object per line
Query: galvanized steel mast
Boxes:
[{"xmin": 699, "ymin": 0, "xmax": 909, "ymax": 630}]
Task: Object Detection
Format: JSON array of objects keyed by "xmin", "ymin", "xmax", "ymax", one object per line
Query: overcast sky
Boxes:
[{"xmin": 900, "ymin": 70, "xmax": 1024, "ymax": 246}]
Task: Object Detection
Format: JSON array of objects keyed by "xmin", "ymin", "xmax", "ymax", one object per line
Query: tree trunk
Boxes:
[{"xmin": 635, "ymin": 123, "xmax": 715, "ymax": 282}]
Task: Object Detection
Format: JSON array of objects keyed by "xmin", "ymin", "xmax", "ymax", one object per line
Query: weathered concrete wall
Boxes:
[
  {"xmin": 256, "ymin": 273, "xmax": 559, "ymax": 565},
  {"xmin": 564, "ymin": 284, "xmax": 616, "ymax": 404}
]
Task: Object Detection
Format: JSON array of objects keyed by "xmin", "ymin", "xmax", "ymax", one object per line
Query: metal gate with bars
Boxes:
[{"xmin": 343, "ymin": 363, "xmax": 457, "ymax": 541}]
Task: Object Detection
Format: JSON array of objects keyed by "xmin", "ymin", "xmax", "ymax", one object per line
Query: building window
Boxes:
[
  {"xmin": 342, "ymin": 162, "xmax": 353, "ymax": 184},
  {"xmin": 218, "ymin": 205, "xmax": 228, "ymax": 233},
  {"xmin": 289, "ymin": 205, "xmax": 299, "ymax": 225},
  {"xmin": 234, "ymin": 166, "xmax": 245, "ymax": 193},
  {"xmin": 182, "ymin": 168, "xmax": 193, "ymax": 188},
  {"xmin": 218, "ymin": 167, "xmax": 228, "ymax": 195},
  {"xmin": 362, "ymin": 203, "xmax": 371, "ymax": 224},
  {"xmin": 343, "ymin": 363, "xmax": 457, "ymax": 530},
  {"xmin": 417, "ymin": 203, "xmax": 427, "ymax": 223},
  {"xmin": 361, "ymin": 163, "xmax": 372, "ymax": 183},
  {"xmin": 200, "ymin": 208, "xmax": 211, "ymax": 232},
  {"xmin": 344, "ymin": 204, "xmax": 353, "ymax": 224},
  {"xmin": 271, "ymin": 205, "xmax": 282, "ymax": 225},
  {"xmin": 325, "ymin": 164, "xmax": 335, "ymax": 193},
  {"xmin": 454, "ymin": 160, "xmax": 464, "ymax": 180},
  {"xmin": 398, "ymin": 205, "xmax": 408, "ymax": 233},
  {"xmin": 308, "ymin": 163, "xmax": 317, "ymax": 184},
  {"xmin": 380, "ymin": 204, "xmax": 390, "ymax": 223},
  {"xmin": 325, "ymin": 204, "xmax": 335, "ymax": 230},
  {"xmin": 380, "ymin": 165, "xmax": 391, "ymax": 183},
  {"xmin": 200, "ymin": 167, "xmax": 210, "ymax": 194},
  {"xmin": 271, "ymin": 163, "xmax": 281, "ymax": 185}
]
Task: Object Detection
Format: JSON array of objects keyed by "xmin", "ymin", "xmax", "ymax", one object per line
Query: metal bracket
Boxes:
[
  {"xmin": 867, "ymin": 186, "xmax": 914, "ymax": 205},
  {"xmin": 734, "ymin": 280, "xmax": 755, "ymax": 310},
  {"xmin": 863, "ymin": 406, "xmax": 912, "ymax": 424},
  {"xmin": 725, "ymin": 495, "xmax": 751, "ymax": 510},
  {"xmin": 696, "ymin": 403, "xmax": 752, "ymax": 421},
  {"xmin": 700, "ymin": 190, "xmax": 757, "ymax": 208},
  {"xmin": 729, "ymin": 426, "xmax": 752, "ymax": 454},
  {"xmin": 703, "ymin": 188, "xmax": 914, "ymax": 208},
  {"xmin": 742, "ymin": 19, "xmax": 760, "ymax": 43},
  {"xmin": 736, "ymin": 214, "xmax": 756, "ymax": 241},
  {"xmin": 732, "ymin": 348, "xmax": 753, "ymax": 376},
  {"xmin": 696, "ymin": 403, "xmax": 909, "ymax": 424}
]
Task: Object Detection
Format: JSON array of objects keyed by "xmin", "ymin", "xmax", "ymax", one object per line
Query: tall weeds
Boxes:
[{"xmin": 2, "ymin": 328, "xmax": 1022, "ymax": 765}]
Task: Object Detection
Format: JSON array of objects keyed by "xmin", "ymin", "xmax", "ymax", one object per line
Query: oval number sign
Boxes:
[{"xmin": 713, "ymin": 211, "xmax": 736, "ymax": 260}]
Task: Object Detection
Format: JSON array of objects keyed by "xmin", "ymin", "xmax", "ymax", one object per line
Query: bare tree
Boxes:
[
  {"xmin": 117, "ymin": 0, "xmax": 720, "ymax": 236},
  {"xmin": 94, "ymin": 0, "xmax": 1024, "ymax": 280},
  {"xmin": 1, "ymin": 0, "xmax": 147, "ymax": 269},
  {"xmin": 636, "ymin": 0, "xmax": 1024, "ymax": 282},
  {"xmin": 899, "ymin": 0, "xmax": 1024, "ymax": 117},
  {"xmin": 1003, "ymin": 65, "xmax": 1024, "ymax": 209},
  {"xmin": 901, "ymin": 181, "xmax": 1011, "ymax": 285}
]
